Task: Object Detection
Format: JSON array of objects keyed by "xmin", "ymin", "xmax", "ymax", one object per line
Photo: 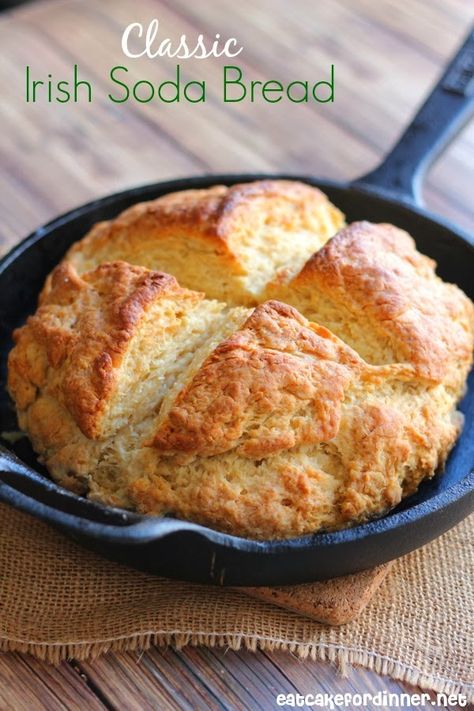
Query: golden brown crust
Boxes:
[
  {"xmin": 68, "ymin": 180, "xmax": 338, "ymax": 255},
  {"xmin": 128, "ymin": 357, "xmax": 461, "ymax": 539},
  {"xmin": 9, "ymin": 261, "xmax": 203, "ymax": 439},
  {"xmin": 57, "ymin": 180, "xmax": 344, "ymax": 304},
  {"xmin": 67, "ymin": 185, "xmax": 236, "ymax": 265},
  {"xmin": 152, "ymin": 301, "xmax": 361, "ymax": 459},
  {"xmin": 6, "ymin": 184, "xmax": 474, "ymax": 540},
  {"xmin": 285, "ymin": 221, "xmax": 474, "ymax": 388}
]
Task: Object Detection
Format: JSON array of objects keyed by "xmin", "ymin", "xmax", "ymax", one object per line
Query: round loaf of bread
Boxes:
[{"xmin": 8, "ymin": 181, "xmax": 474, "ymax": 539}]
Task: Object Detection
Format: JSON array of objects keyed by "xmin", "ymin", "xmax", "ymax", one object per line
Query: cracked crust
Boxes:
[
  {"xmin": 9, "ymin": 261, "xmax": 205, "ymax": 439},
  {"xmin": 6, "ymin": 183, "xmax": 474, "ymax": 539},
  {"xmin": 55, "ymin": 180, "xmax": 344, "ymax": 304},
  {"xmin": 152, "ymin": 301, "xmax": 361, "ymax": 460},
  {"xmin": 269, "ymin": 221, "xmax": 474, "ymax": 392}
]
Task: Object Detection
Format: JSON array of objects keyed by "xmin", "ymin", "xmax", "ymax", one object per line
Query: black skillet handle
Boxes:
[{"xmin": 354, "ymin": 27, "xmax": 474, "ymax": 205}]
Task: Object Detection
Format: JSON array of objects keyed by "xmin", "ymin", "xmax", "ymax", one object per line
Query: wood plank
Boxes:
[
  {"xmin": 0, "ymin": 0, "xmax": 472, "ymax": 709},
  {"xmin": 168, "ymin": 0, "xmax": 473, "ymax": 228},
  {"xmin": 0, "ymin": 653, "xmax": 107, "ymax": 711},
  {"xmin": 0, "ymin": 647, "xmax": 466, "ymax": 711},
  {"xmin": 0, "ymin": 0, "xmax": 471, "ymax": 251},
  {"xmin": 177, "ymin": 647, "xmax": 296, "ymax": 709},
  {"xmin": 76, "ymin": 647, "xmax": 463, "ymax": 711},
  {"xmin": 261, "ymin": 650, "xmax": 466, "ymax": 710},
  {"xmin": 76, "ymin": 650, "xmax": 224, "ymax": 711},
  {"xmin": 20, "ymin": 0, "xmax": 365, "ymax": 175}
]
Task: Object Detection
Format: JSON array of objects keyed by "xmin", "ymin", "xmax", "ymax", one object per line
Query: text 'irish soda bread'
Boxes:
[{"xmin": 8, "ymin": 180, "xmax": 474, "ymax": 539}]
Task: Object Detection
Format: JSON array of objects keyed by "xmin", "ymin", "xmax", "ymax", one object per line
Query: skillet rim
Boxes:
[{"xmin": 0, "ymin": 172, "xmax": 473, "ymax": 559}]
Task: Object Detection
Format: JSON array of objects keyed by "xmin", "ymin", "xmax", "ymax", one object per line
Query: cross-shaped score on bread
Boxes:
[{"xmin": 7, "ymin": 181, "xmax": 474, "ymax": 539}]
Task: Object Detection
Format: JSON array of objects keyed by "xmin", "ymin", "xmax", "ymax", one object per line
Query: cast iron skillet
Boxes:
[{"xmin": 0, "ymin": 31, "xmax": 473, "ymax": 586}]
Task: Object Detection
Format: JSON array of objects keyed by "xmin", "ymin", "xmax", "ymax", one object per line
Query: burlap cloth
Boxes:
[{"xmin": 0, "ymin": 503, "xmax": 472, "ymax": 700}]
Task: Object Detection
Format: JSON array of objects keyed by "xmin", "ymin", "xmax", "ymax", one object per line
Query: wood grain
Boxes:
[
  {"xmin": 0, "ymin": 653, "xmax": 107, "ymax": 710},
  {"xmin": 0, "ymin": 0, "xmax": 472, "ymax": 250},
  {"xmin": 0, "ymin": 0, "xmax": 472, "ymax": 708},
  {"xmin": 0, "ymin": 649, "xmax": 464, "ymax": 710}
]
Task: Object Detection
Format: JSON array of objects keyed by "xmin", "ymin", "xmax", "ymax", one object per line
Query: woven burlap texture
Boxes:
[{"xmin": 0, "ymin": 504, "xmax": 472, "ymax": 701}]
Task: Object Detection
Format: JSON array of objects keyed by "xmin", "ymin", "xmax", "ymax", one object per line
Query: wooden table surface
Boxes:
[{"xmin": 0, "ymin": 0, "xmax": 472, "ymax": 709}]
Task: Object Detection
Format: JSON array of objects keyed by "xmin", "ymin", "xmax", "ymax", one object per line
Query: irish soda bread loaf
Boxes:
[{"xmin": 8, "ymin": 180, "xmax": 474, "ymax": 539}]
